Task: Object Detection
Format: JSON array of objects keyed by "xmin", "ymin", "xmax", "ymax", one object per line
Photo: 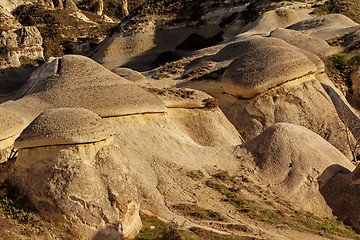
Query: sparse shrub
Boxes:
[
  {"xmin": 0, "ymin": 181, "xmax": 37, "ymax": 223},
  {"xmin": 19, "ymin": 56, "xmax": 43, "ymax": 66},
  {"xmin": 202, "ymin": 97, "xmax": 219, "ymax": 109}
]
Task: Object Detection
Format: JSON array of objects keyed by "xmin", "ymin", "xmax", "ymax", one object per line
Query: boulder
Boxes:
[
  {"xmin": 63, "ymin": 0, "xmax": 78, "ymax": 11},
  {"xmin": 220, "ymin": 78, "xmax": 357, "ymax": 159},
  {"xmin": 11, "ymin": 108, "xmax": 142, "ymax": 240},
  {"xmin": 244, "ymin": 123, "xmax": 355, "ymax": 216},
  {"xmin": 270, "ymin": 28, "xmax": 338, "ymax": 60},
  {"xmin": 240, "ymin": 9, "xmax": 300, "ymax": 35}
]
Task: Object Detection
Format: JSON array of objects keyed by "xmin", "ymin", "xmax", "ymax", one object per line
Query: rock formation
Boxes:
[
  {"xmin": 179, "ymin": 36, "xmax": 356, "ymax": 158},
  {"xmin": 38, "ymin": 0, "xmax": 78, "ymax": 10},
  {"xmin": 240, "ymin": 9, "xmax": 301, "ymax": 35},
  {"xmin": 112, "ymin": 67, "xmax": 149, "ymax": 86},
  {"xmin": 93, "ymin": 0, "xmax": 103, "ymax": 16},
  {"xmin": 288, "ymin": 14, "xmax": 360, "ymax": 40},
  {"xmin": 11, "ymin": 108, "xmax": 142, "ymax": 239},
  {"xmin": 0, "ymin": 26, "xmax": 44, "ymax": 67},
  {"xmin": 244, "ymin": 123, "xmax": 355, "ymax": 216},
  {"xmin": 3, "ymin": 0, "xmax": 360, "ymax": 239},
  {"xmin": 319, "ymin": 163, "xmax": 360, "ymax": 231}
]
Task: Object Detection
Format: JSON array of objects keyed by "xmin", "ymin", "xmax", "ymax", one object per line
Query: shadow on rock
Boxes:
[
  {"xmin": 323, "ymin": 83, "xmax": 360, "ymax": 142},
  {"xmin": 0, "ymin": 65, "xmax": 37, "ymax": 96},
  {"xmin": 318, "ymin": 163, "xmax": 360, "ymax": 231}
]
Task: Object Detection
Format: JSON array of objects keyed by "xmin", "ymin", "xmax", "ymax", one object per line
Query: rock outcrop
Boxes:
[
  {"xmin": 244, "ymin": 123, "xmax": 355, "ymax": 216},
  {"xmin": 221, "ymin": 44, "xmax": 317, "ymax": 98},
  {"xmin": 38, "ymin": 0, "xmax": 78, "ymax": 10},
  {"xmin": 8, "ymin": 55, "xmax": 166, "ymax": 120},
  {"xmin": 11, "ymin": 108, "xmax": 142, "ymax": 239},
  {"xmin": 288, "ymin": 14, "xmax": 360, "ymax": 40},
  {"xmin": 319, "ymin": 163, "xmax": 360, "ymax": 231},
  {"xmin": 269, "ymin": 28, "xmax": 338, "ymax": 60},
  {"xmin": 240, "ymin": 9, "xmax": 300, "ymax": 35},
  {"xmin": 0, "ymin": 6, "xmax": 21, "ymax": 31},
  {"xmin": 179, "ymin": 36, "xmax": 356, "ymax": 158},
  {"xmin": 0, "ymin": 26, "xmax": 44, "ymax": 67}
]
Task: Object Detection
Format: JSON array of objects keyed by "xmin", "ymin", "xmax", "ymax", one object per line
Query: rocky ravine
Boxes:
[{"xmin": 2, "ymin": 0, "xmax": 360, "ymax": 240}]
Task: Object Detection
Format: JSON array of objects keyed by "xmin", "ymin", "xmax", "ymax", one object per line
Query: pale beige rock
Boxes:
[
  {"xmin": 0, "ymin": 26, "xmax": 44, "ymax": 67},
  {"xmin": 70, "ymin": 11, "xmax": 95, "ymax": 24},
  {"xmin": 270, "ymin": 28, "xmax": 338, "ymax": 59},
  {"xmin": 0, "ymin": 30, "xmax": 18, "ymax": 48},
  {"xmin": 112, "ymin": 67, "xmax": 148, "ymax": 85},
  {"xmin": 15, "ymin": 108, "xmax": 114, "ymax": 149},
  {"xmin": 219, "ymin": 79, "xmax": 356, "ymax": 159},
  {"xmin": 221, "ymin": 45, "xmax": 317, "ymax": 98},
  {"xmin": 104, "ymin": 107, "xmax": 242, "ymax": 222},
  {"xmin": 288, "ymin": 14, "xmax": 360, "ymax": 40},
  {"xmin": 244, "ymin": 122, "xmax": 355, "ymax": 216},
  {"xmin": 15, "ymin": 26, "xmax": 43, "ymax": 47},
  {"xmin": 12, "ymin": 136, "xmax": 141, "ymax": 240},
  {"xmin": 0, "ymin": 107, "xmax": 25, "ymax": 141},
  {"xmin": 11, "ymin": 55, "xmax": 167, "ymax": 117},
  {"xmin": 240, "ymin": 9, "xmax": 300, "ymax": 35}
]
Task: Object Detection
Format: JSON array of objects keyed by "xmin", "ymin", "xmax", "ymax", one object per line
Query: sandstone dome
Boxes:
[
  {"xmin": 211, "ymin": 36, "xmax": 286, "ymax": 62},
  {"xmin": 0, "ymin": 107, "xmax": 25, "ymax": 141},
  {"xmin": 240, "ymin": 9, "xmax": 300, "ymax": 35},
  {"xmin": 288, "ymin": 14, "xmax": 359, "ymax": 40},
  {"xmin": 244, "ymin": 122, "xmax": 355, "ymax": 216},
  {"xmin": 288, "ymin": 14, "xmax": 358, "ymax": 32},
  {"xmin": 15, "ymin": 108, "xmax": 114, "ymax": 149},
  {"xmin": 12, "ymin": 55, "xmax": 166, "ymax": 118},
  {"xmin": 221, "ymin": 45, "xmax": 317, "ymax": 98},
  {"xmin": 112, "ymin": 67, "xmax": 148, "ymax": 85},
  {"xmin": 270, "ymin": 28, "xmax": 338, "ymax": 59}
]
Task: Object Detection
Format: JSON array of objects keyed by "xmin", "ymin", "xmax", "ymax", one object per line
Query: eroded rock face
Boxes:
[
  {"xmin": 318, "ymin": 163, "xmax": 360, "ymax": 231},
  {"xmin": 11, "ymin": 108, "xmax": 142, "ymax": 240},
  {"xmin": 0, "ymin": 26, "xmax": 44, "ymax": 67},
  {"xmin": 220, "ymin": 79, "xmax": 356, "ymax": 158},
  {"xmin": 0, "ymin": 6, "xmax": 21, "ymax": 31},
  {"xmin": 244, "ymin": 123, "xmax": 355, "ymax": 216},
  {"xmin": 178, "ymin": 35, "xmax": 356, "ymax": 158}
]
